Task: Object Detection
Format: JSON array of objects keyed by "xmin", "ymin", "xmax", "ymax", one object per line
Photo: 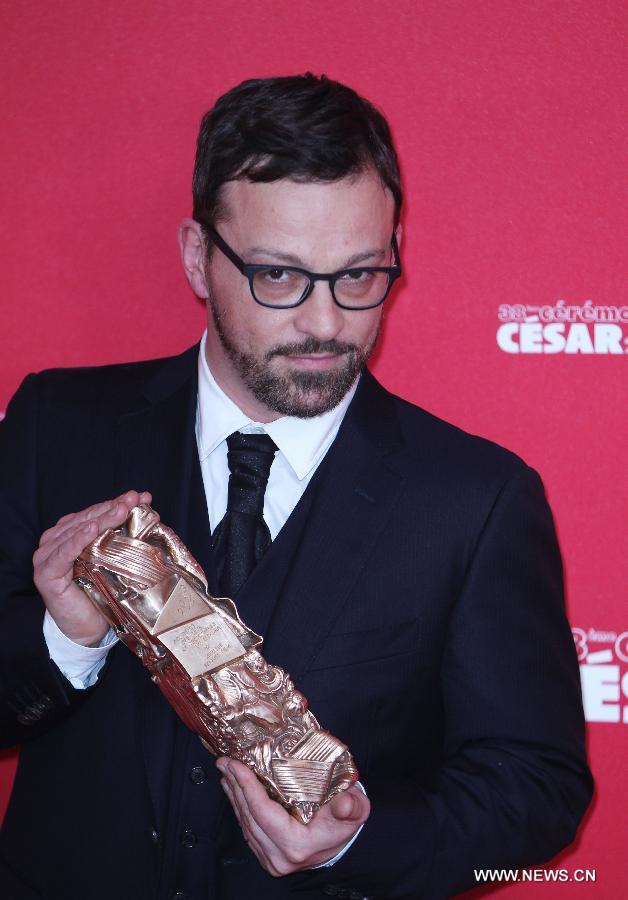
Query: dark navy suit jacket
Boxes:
[{"xmin": 0, "ymin": 345, "xmax": 592, "ymax": 899}]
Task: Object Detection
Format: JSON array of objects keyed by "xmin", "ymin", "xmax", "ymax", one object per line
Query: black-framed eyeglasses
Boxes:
[{"xmin": 196, "ymin": 215, "xmax": 402, "ymax": 310}]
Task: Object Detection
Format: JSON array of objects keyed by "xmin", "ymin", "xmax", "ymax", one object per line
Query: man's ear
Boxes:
[
  {"xmin": 394, "ymin": 221, "xmax": 403, "ymax": 250},
  {"xmin": 178, "ymin": 218, "xmax": 209, "ymax": 299}
]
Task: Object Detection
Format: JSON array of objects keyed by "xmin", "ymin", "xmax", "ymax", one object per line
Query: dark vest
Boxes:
[{"xmin": 149, "ymin": 442, "xmax": 319, "ymax": 900}]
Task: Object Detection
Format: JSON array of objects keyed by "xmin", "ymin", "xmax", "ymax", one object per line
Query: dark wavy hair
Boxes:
[{"xmin": 192, "ymin": 73, "xmax": 402, "ymax": 230}]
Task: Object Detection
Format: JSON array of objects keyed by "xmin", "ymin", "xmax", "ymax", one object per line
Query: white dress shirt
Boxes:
[
  {"xmin": 43, "ymin": 332, "xmax": 364, "ymax": 865},
  {"xmin": 196, "ymin": 331, "xmax": 358, "ymax": 539}
]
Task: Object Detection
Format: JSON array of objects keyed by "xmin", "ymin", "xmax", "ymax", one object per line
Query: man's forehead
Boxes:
[
  {"xmin": 223, "ymin": 168, "xmax": 390, "ymax": 206},
  {"xmin": 216, "ymin": 171, "xmax": 395, "ymax": 246}
]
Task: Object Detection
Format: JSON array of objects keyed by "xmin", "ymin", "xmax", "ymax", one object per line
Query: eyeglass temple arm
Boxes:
[{"xmin": 196, "ymin": 219, "xmax": 248, "ymax": 273}]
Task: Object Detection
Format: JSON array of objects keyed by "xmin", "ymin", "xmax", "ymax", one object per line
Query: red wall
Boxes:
[{"xmin": 2, "ymin": 1, "xmax": 626, "ymax": 895}]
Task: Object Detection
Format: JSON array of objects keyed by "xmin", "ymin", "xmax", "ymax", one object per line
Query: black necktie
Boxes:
[{"xmin": 212, "ymin": 431, "xmax": 278, "ymax": 597}]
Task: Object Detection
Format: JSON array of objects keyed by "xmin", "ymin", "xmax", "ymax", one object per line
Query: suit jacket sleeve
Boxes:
[
  {"xmin": 299, "ymin": 464, "xmax": 592, "ymax": 899},
  {"xmin": 0, "ymin": 375, "xmax": 96, "ymax": 747}
]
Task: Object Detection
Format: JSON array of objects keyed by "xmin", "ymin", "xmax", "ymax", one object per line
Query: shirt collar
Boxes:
[{"xmin": 196, "ymin": 331, "xmax": 358, "ymax": 481}]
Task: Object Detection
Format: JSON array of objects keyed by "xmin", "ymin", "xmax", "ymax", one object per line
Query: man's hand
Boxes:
[
  {"xmin": 33, "ymin": 490, "xmax": 152, "ymax": 646},
  {"xmin": 217, "ymin": 757, "xmax": 370, "ymax": 876}
]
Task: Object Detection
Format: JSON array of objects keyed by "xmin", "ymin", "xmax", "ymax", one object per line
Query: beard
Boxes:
[{"xmin": 208, "ymin": 294, "xmax": 380, "ymax": 418}]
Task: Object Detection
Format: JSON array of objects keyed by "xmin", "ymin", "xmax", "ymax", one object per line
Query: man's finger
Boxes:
[
  {"xmin": 221, "ymin": 775, "xmax": 285, "ymax": 875},
  {"xmin": 221, "ymin": 778, "xmax": 242, "ymax": 826},
  {"xmin": 223, "ymin": 760, "xmax": 292, "ymax": 837},
  {"xmin": 328, "ymin": 787, "xmax": 369, "ymax": 823},
  {"xmin": 223, "ymin": 768, "xmax": 277, "ymax": 844},
  {"xmin": 49, "ymin": 496, "xmax": 145, "ymax": 567},
  {"xmin": 42, "ymin": 495, "xmax": 120, "ymax": 541},
  {"xmin": 39, "ymin": 490, "xmax": 151, "ymax": 547},
  {"xmin": 34, "ymin": 519, "xmax": 99, "ymax": 574},
  {"xmin": 35, "ymin": 502, "xmax": 120, "ymax": 571},
  {"xmin": 36, "ymin": 493, "xmax": 145, "ymax": 578}
]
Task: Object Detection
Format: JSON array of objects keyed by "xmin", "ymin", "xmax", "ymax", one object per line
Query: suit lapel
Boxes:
[
  {"xmin": 114, "ymin": 345, "xmax": 204, "ymax": 545},
  {"xmin": 261, "ymin": 371, "xmax": 406, "ymax": 678}
]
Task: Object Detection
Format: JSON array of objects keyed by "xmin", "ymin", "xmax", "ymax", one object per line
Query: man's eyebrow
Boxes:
[{"xmin": 245, "ymin": 245, "xmax": 387, "ymax": 269}]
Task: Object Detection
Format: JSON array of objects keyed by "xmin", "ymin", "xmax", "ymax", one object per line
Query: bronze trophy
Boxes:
[{"xmin": 73, "ymin": 504, "xmax": 357, "ymax": 824}]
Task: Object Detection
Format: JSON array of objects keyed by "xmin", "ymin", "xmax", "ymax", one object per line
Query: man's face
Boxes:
[{"xmin": 182, "ymin": 169, "xmax": 398, "ymax": 421}]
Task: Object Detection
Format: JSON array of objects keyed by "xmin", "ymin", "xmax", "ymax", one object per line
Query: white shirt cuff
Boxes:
[
  {"xmin": 43, "ymin": 610, "xmax": 118, "ymax": 689},
  {"xmin": 312, "ymin": 780, "xmax": 367, "ymax": 868}
]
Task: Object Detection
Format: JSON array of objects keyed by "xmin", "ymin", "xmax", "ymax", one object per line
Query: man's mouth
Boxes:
[
  {"xmin": 284, "ymin": 352, "xmax": 343, "ymax": 370},
  {"xmin": 265, "ymin": 340, "xmax": 356, "ymax": 374}
]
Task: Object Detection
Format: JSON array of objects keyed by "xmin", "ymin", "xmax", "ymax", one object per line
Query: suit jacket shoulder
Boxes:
[
  {"xmin": 350, "ymin": 371, "xmax": 538, "ymax": 555},
  {"xmin": 18, "ymin": 343, "xmax": 199, "ymax": 416},
  {"xmin": 377, "ymin": 375, "xmax": 527, "ymax": 481}
]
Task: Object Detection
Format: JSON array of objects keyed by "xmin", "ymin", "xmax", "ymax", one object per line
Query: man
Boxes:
[{"xmin": 0, "ymin": 74, "xmax": 591, "ymax": 899}]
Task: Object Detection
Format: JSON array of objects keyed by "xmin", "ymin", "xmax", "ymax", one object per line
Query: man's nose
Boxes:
[{"xmin": 291, "ymin": 281, "xmax": 345, "ymax": 341}]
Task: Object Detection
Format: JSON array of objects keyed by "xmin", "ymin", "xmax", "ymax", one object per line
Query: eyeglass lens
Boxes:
[{"xmin": 252, "ymin": 267, "xmax": 392, "ymax": 308}]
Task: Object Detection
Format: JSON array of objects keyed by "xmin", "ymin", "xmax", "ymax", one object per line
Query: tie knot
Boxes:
[{"xmin": 225, "ymin": 431, "xmax": 278, "ymax": 516}]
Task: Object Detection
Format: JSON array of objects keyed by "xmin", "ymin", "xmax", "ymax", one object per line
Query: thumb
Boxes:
[{"xmin": 329, "ymin": 787, "xmax": 369, "ymax": 823}]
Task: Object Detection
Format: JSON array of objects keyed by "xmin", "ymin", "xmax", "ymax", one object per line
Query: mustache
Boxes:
[{"xmin": 266, "ymin": 338, "xmax": 358, "ymax": 359}]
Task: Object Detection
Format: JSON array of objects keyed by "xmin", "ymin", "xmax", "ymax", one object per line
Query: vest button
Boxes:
[
  {"xmin": 181, "ymin": 828, "xmax": 197, "ymax": 848},
  {"xmin": 189, "ymin": 765, "xmax": 206, "ymax": 784},
  {"xmin": 149, "ymin": 827, "xmax": 159, "ymax": 844}
]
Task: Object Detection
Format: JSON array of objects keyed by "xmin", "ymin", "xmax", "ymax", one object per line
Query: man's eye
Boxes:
[
  {"xmin": 259, "ymin": 267, "xmax": 291, "ymax": 282},
  {"xmin": 341, "ymin": 269, "xmax": 371, "ymax": 281}
]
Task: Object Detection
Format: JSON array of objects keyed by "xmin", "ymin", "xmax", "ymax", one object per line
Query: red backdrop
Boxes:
[{"xmin": 1, "ymin": 1, "xmax": 626, "ymax": 895}]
